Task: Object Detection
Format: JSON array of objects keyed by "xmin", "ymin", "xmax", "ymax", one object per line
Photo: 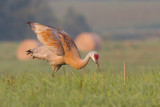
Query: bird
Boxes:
[{"xmin": 26, "ymin": 22, "xmax": 100, "ymax": 75}]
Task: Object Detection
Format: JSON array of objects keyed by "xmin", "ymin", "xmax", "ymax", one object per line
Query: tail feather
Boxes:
[
  {"xmin": 26, "ymin": 46, "xmax": 48, "ymax": 60},
  {"xmin": 26, "ymin": 49, "xmax": 33, "ymax": 55}
]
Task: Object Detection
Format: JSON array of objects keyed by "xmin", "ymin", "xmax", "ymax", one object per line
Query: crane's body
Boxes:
[{"xmin": 27, "ymin": 22, "xmax": 99, "ymax": 73}]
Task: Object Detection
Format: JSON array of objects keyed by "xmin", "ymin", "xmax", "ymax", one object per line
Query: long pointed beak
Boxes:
[{"xmin": 96, "ymin": 61, "xmax": 100, "ymax": 72}]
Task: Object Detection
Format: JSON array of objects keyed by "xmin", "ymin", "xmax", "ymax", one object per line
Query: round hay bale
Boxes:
[
  {"xmin": 16, "ymin": 39, "xmax": 40, "ymax": 60},
  {"xmin": 75, "ymin": 32, "xmax": 102, "ymax": 52}
]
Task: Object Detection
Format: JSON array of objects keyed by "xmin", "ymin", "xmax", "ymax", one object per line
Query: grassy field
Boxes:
[{"xmin": 0, "ymin": 39, "xmax": 160, "ymax": 106}]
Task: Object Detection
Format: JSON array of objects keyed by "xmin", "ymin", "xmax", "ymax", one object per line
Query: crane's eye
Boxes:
[{"xmin": 94, "ymin": 54, "xmax": 99, "ymax": 60}]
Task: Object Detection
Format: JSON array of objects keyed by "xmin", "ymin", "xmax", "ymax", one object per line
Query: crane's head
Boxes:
[{"xmin": 89, "ymin": 51, "xmax": 100, "ymax": 72}]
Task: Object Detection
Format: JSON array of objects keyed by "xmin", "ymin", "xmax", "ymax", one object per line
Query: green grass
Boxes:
[
  {"xmin": 0, "ymin": 40, "xmax": 160, "ymax": 106},
  {"xmin": 0, "ymin": 69, "xmax": 160, "ymax": 106}
]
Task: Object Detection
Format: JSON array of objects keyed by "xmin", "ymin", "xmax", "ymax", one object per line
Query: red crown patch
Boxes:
[{"xmin": 94, "ymin": 54, "xmax": 99, "ymax": 60}]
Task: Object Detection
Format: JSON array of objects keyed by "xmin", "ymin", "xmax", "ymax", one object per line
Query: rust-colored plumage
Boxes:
[{"xmin": 27, "ymin": 22, "xmax": 100, "ymax": 74}]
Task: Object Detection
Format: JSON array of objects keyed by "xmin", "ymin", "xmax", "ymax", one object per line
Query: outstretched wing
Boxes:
[
  {"xmin": 28, "ymin": 22, "xmax": 64, "ymax": 56},
  {"xmin": 56, "ymin": 29, "xmax": 82, "ymax": 68},
  {"xmin": 57, "ymin": 29, "xmax": 81, "ymax": 59}
]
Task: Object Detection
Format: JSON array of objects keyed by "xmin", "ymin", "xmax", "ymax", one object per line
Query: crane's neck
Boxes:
[
  {"xmin": 80, "ymin": 53, "xmax": 91, "ymax": 68},
  {"xmin": 68, "ymin": 52, "xmax": 91, "ymax": 70}
]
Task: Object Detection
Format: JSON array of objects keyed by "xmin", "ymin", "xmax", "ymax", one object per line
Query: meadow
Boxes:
[{"xmin": 0, "ymin": 39, "xmax": 160, "ymax": 106}]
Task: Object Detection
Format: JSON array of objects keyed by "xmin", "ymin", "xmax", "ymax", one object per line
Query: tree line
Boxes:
[{"xmin": 0, "ymin": 0, "xmax": 90, "ymax": 41}]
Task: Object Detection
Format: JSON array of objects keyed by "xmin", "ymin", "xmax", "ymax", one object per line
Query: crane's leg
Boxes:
[{"xmin": 51, "ymin": 65, "xmax": 62, "ymax": 77}]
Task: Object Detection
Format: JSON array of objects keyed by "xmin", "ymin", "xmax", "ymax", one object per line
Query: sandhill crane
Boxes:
[{"xmin": 26, "ymin": 22, "xmax": 100, "ymax": 74}]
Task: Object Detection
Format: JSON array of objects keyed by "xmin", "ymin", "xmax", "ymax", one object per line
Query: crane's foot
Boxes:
[
  {"xmin": 51, "ymin": 71, "xmax": 58, "ymax": 78},
  {"xmin": 52, "ymin": 73, "xmax": 55, "ymax": 78}
]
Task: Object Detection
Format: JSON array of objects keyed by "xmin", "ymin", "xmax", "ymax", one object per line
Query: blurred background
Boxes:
[
  {"xmin": 0, "ymin": 0, "xmax": 160, "ymax": 73},
  {"xmin": 1, "ymin": 0, "xmax": 160, "ymax": 40}
]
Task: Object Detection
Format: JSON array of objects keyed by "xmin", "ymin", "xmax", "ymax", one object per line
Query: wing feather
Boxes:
[
  {"xmin": 28, "ymin": 22, "xmax": 64, "ymax": 56},
  {"xmin": 58, "ymin": 30, "xmax": 81, "ymax": 58}
]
